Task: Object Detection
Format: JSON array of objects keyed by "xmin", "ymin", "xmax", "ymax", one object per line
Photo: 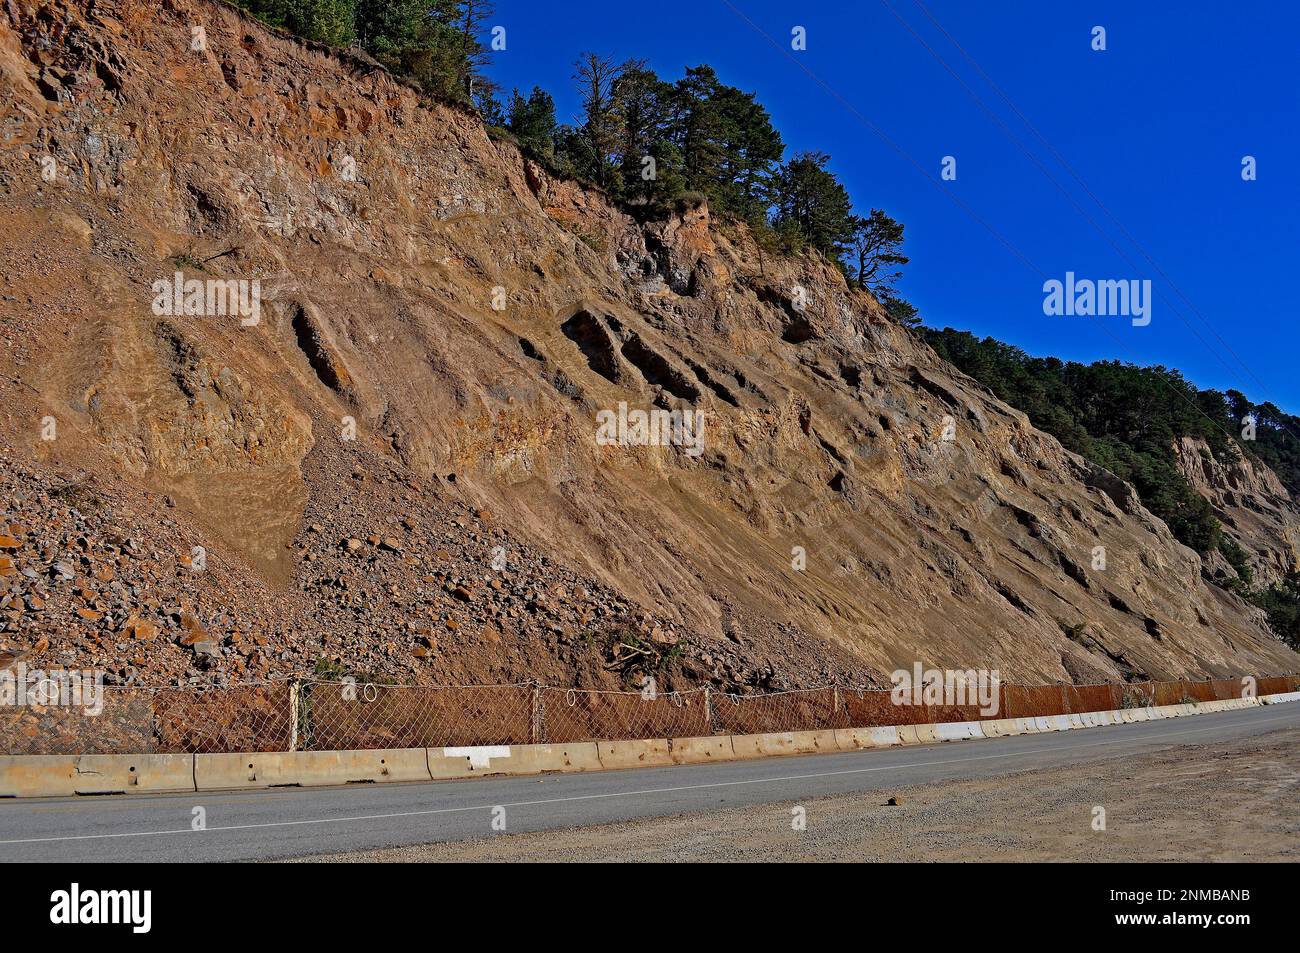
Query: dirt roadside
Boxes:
[{"xmin": 286, "ymin": 727, "xmax": 1299, "ymax": 862}]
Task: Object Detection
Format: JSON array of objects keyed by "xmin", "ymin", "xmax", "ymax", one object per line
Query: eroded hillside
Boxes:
[{"xmin": 1, "ymin": 0, "xmax": 1296, "ymax": 689}]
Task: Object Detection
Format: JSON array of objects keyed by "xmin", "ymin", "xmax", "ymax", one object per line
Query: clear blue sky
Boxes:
[{"xmin": 483, "ymin": 1, "xmax": 1298, "ymax": 413}]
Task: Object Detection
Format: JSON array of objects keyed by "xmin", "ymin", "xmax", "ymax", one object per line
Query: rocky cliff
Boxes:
[
  {"xmin": 1, "ymin": 0, "xmax": 1296, "ymax": 688},
  {"xmin": 1175, "ymin": 436, "xmax": 1300, "ymax": 588}
]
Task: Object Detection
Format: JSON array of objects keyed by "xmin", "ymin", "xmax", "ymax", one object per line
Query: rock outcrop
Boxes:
[
  {"xmin": 1175, "ymin": 436, "xmax": 1300, "ymax": 588},
  {"xmin": 0, "ymin": 0, "xmax": 1296, "ymax": 688}
]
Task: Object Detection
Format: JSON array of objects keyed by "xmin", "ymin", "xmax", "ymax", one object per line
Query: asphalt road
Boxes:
[{"xmin": 1, "ymin": 704, "xmax": 1295, "ymax": 862}]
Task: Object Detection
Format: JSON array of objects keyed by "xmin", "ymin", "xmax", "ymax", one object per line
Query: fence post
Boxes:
[
  {"xmin": 288, "ymin": 678, "xmax": 301, "ymax": 752},
  {"xmin": 530, "ymin": 683, "xmax": 541, "ymax": 744},
  {"xmin": 704, "ymin": 685, "xmax": 714, "ymax": 735}
]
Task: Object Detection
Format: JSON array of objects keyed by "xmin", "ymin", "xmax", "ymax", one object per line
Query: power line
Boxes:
[
  {"xmin": 901, "ymin": 0, "xmax": 1299, "ymax": 442},
  {"xmin": 715, "ymin": 0, "xmax": 1247, "ymax": 452}
]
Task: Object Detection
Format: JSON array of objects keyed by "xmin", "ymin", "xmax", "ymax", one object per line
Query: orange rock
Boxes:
[
  {"xmin": 124, "ymin": 616, "xmax": 159, "ymax": 641},
  {"xmin": 76, "ymin": 607, "xmax": 102, "ymax": 621},
  {"xmin": 0, "ymin": 535, "xmax": 20, "ymax": 550},
  {"xmin": 178, "ymin": 613, "xmax": 207, "ymax": 645},
  {"xmin": 0, "ymin": 556, "xmax": 14, "ymax": 577}
]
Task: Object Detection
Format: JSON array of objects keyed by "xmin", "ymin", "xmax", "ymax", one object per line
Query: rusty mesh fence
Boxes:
[
  {"xmin": 0, "ymin": 673, "xmax": 1295, "ymax": 755},
  {"xmin": 0, "ymin": 680, "xmax": 293, "ymax": 755},
  {"xmin": 710, "ymin": 688, "xmax": 849, "ymax": 735},
  {"xmin": 539, "ymin": 687, "xmax": 712, "ymax": 743},
  {"xmin": 299, "ymin": 682, "xmax": 534, "ymax": 750}
]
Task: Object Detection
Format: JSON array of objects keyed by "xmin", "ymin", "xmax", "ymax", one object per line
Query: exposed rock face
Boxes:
[
  {"xmin": 0, "ymin": 0, "xmax": 1296, "ymax": 687},
  {"xmin": 1175, "ymin": 436, "xmax": 1300, "ymax": 588}
]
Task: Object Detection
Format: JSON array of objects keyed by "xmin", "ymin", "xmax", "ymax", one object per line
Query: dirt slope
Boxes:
[{"xmin": 0, "ymin": 0, "xmax": 1296, "ymax": 689}]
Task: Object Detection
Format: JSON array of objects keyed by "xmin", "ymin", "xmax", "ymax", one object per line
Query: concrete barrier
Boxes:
[
  {"xmin": 893, "ymin": 725, "xmax": 925, "ymax": 745},
  {"xmin": 0, "ymin": 754, "xmax": 195, "ymax": 797},
  {"xmin": 669, "ymin": 735, "xmax": 735, "ymax": 764},
  {"xmin": 934, "ymin": 721, "xmax": 985, "ymax": 741},
  {"xmin": 194, "ymin": 748, "xmax": 430, "ymax": 790},
  {"xmin": 428, "ymin": 745, "xmax": 509, "ymax": 779},
  {"xmin": 977, "ymin": 719, "xmax": 1017, "ymax": 738},
  {"xmin": 492, "ymin": 743, "xmax": 601, "ymax": 775},
  {"xmin": 730, "ymin": 730, "xmax": 842, "ymax": 758},
  {"xmin": 6, "ymin": 690, "xmax": 1296, "ymax": 797},
  {"xmin": 597, "ymin": 739, "xmax": 674, "ymax": 770},
  {"xmin": 836, "ymin": 726, "xmax": 901, "ymax": 749},
  {"xmin": 427, "ymin": 743, "xmax": 602, "ymax": 779},
  {"xmin": 1261, "ymin": 691, "xmax": 1300, "ymax": 704},
  {"xmin": 911, "ymin": 722, "xmax": 943, "ymax": 743}
]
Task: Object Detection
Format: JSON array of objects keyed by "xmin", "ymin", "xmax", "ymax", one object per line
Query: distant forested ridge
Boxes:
[{"xmin": 922, "ymin": 327, "xmax": 1300, "ymax": 649}]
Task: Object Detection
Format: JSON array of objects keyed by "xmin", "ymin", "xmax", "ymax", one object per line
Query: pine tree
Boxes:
[
  {"xmin": 507, "ymin": 87, "xmax": 558, "ymax": 160},
  {"xmin": 849, "ymin": 209, "xmax": 909, "ymax": 294},
  {"xmin": 708, "ymin": 83, "xmax": 782, "ymax": 219},
  {"xmin": 570, "ymin": 52, "xmax": 624, "ymax": 190},
  {"xmin": 611, "ymin": 64, "xmax": 682, "ymax": 205},
  {"xmin": 672, "ymin": 66, "xmax": 728, "ymax": 204},
  {"xmin": 769, "ymin": 152, "xmax": 855, "ymax": 257},
  {"xmin": 456, "ymin": 0, "xmax": 496, "ymax": 102},
  {"xmin": 236, "ymin": 0, "xmax": 355, "ymax": 45}
]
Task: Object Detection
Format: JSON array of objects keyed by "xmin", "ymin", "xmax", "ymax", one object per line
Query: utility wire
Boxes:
[
  {"xmin": 716, "ymin": 0, "xmax": 1246, "ymax": 452},
  {"xmin": 900, "ymin": 0, "xmax": 1299, "ymax": 443}
]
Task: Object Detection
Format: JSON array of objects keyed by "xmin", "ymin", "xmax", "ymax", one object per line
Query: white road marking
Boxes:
[{"xmin": 0, "ymin": 710, "xmax": 1294, "ymax": 847}]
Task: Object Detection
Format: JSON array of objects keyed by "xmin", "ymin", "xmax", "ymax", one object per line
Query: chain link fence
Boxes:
[{"xmin": 1, "ymin": 674, "xmax": 1296, "ymax": 755}]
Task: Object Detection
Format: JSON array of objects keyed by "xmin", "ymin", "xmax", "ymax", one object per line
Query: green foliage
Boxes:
[
  {"xmin": 611, "ymin": 64, "xmax": 684, "ymax": 206},
  {"xmin": 235, "ymin": 1, "xmax": 492, "ymax": 102},
  {"xmin": 506, "ymin": 86, "xmax": 557, "ymax": 161},
  {"xmin": 921, "ymin": 328, "xmax": 1228, "ymax": 553},
  {"xmin": 1218, "ymin": 535, "xmax": 1254, "ymax": 587},
  {"xmin": 880, "ymin": 293, "xmax": 921, "ymax": 327},
  {"xmin": 1247, "ymin": 574, "xmax": 1300, "ymax": 650},
  {"xmin": 921, "ymin": 327, "xmax": 1300, "ymax": 650},
  {"xmin": 568, "ymin": 52, "xmax": 623, "ymax": 191},
  {"xmin": 236, "ymin": 0, "xmax": 356, "ymax": 44},
  {"xmin": 850, "ymin": 209, "xmax": 908, "ymax": 293},
  {"xmin": 556, "ymin": 59, "xmax": 782, "ymax": 217},
  {"xmin": 1228, "ymin": 391, "xmax": 1300, "ymax": 497},
  {"xmin": 768, "ymin": 151, "xmax": 855, "ymax": 258}
]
